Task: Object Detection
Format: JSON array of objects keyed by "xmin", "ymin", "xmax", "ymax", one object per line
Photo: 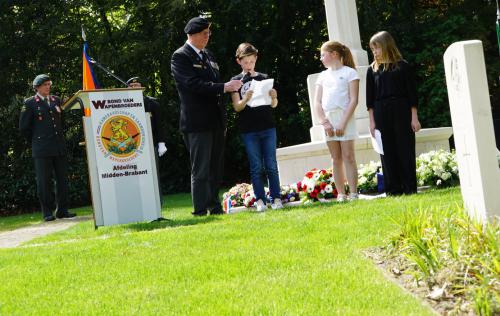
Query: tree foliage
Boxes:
[
  {"xmin": 357, "ymin": 0, "xmax": 500, "ymax": 127},
  {"xmin": 1, "ymin": 0, "xmax": 498, "ymax": 214}
]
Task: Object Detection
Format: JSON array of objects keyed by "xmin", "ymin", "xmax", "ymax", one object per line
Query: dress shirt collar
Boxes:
[
  {"xmin": 186, "ymin": 41, "xmax": 204, "ymax": 58},
  {"xmin": 37, "ymin": 92, "xmax": 50, "ymax": 102}
]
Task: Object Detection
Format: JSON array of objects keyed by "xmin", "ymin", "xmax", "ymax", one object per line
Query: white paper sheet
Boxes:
[
  {"xmin": 247, "ymin": 79, "xmax": 274, "ymax": 107},
  {"xmin": 371, "ymin": 129, "xmax": 384, "ymax": 155}
]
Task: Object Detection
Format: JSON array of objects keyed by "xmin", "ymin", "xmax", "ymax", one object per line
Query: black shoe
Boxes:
[
  {"xmin": 191, "ymin": 211, "xmax": 207, "ymax": 217},
  {"xmin": 210, "ymin": 208, "xmax": 224, "ymax": 215},
  {"xmin": 55, "ymin": 211, "xmax": 77, "ymax": 219},
  {"xmin": 44, "ymin": 215, "xmax": 56, "ymax": 222}
]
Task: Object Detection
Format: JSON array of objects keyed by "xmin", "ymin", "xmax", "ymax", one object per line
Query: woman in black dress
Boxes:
[{"xmin": 366, "ymin": 31, "xmax": 421, "ymax": 195}]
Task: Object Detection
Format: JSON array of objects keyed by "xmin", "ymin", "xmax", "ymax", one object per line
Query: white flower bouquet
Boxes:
[{"xmin": 416, "ymin": 150, "xmax": 459, "ymax": 187}]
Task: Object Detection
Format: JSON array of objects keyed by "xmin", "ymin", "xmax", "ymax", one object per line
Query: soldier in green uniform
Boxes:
[{"xmin": 19, "ymin": 74, "xmax": 76, "ymax": 221}]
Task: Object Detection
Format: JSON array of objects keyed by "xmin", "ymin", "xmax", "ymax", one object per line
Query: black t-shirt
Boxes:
[{"xmin": 231, "ymin": 72, "xmax": 275, "ymax": 133}]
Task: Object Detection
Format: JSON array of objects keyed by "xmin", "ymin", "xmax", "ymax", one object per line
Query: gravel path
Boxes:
[{"xmin": 0, "ymin": 216, "xmax": 92, "ymax": 249}]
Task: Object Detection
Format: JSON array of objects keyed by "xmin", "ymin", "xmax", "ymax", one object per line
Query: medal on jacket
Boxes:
[
  {"xmin": 37, "ymin": 106, "xmax": 43, "ymax": 121},
  {"xmin": 37, "ymin": 106, "xmax": 42, "ymax": 120}
]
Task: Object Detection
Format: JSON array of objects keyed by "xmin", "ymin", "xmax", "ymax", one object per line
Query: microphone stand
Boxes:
[{"xmin": 89, "ymin": 58, "xmax": 129, "ymax": 87}]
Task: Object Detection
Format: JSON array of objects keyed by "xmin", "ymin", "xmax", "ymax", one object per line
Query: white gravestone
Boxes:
[{"xmin": 444, "ymin": 40, "xmax": 500, "ymax": 223}]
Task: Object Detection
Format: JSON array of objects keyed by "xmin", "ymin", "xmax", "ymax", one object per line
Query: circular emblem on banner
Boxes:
[{"xmin": 100, "ymin": 115, "xmax": 141, "ymax": 158}]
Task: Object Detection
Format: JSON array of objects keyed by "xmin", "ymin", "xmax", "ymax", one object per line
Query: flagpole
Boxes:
[{"xmin": 81, "ymin": 25, "xmax": 128, "ymax": 87}]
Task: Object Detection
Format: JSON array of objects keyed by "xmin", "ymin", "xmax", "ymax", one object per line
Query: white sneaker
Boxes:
[
  {"xmin": 349, "ymin": 193, "xmax": 359, "ymax": 201},
  {"xmin": 336, "ymin": 193, "xmax": 347, "ymax": 202},
  {"xmin": 255, "ymin": 199, "xmax": 267, "ymax": 212},
  {"xmin": 271, "ymin": 198, "xmax": 283, "ymax": 210}
]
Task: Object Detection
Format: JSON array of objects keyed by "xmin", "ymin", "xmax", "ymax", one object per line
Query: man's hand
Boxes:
[
  {"xmin": 224, "ymin": 80, "xmax": 242, "ymax": 93},
  {"xmin": 158, "ymin": 142, "xmax": 167, "ymax": 157}
]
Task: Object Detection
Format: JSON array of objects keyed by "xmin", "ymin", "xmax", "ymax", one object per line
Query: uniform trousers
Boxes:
[
  {"xmin": 183, "ymin": 129, "xmax": 225, "ymax": 213},
  {"xmin": 374, "ymin": 98, "xmax": 417, "ymax": 195},
  {"xmin": 34, "ymin": 155, "xmax": 69, "ymax": 217}
]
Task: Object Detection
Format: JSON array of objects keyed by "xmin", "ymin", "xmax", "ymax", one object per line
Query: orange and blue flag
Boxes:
[{"xmin": 82, "ymin": 28, "xmax": 100, "ymax": 90}]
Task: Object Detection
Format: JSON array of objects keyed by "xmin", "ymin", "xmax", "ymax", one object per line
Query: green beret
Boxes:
[{"xmin": 32, "ymin": 74, "xmax": 50, "ymax": 87}]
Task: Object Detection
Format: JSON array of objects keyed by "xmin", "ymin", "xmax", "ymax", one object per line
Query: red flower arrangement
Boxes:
[{"xmin": 296, "ymin": 168, "xmax": 337, "ymax": 203}]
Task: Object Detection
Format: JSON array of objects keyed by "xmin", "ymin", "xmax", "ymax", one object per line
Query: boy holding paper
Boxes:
[{"xmin": 230, "ymin": 42, "xmax": 282, "ymax": 212}]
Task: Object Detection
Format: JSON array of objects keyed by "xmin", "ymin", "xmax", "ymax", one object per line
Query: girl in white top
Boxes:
[{"xmin": 314, "ymin": 41, "xmax": 360, "ymax": 201}]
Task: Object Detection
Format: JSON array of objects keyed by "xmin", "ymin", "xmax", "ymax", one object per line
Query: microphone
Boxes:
[{"xmin": 241, "ymin": 72, "xmax": 251, "ymax": 82}]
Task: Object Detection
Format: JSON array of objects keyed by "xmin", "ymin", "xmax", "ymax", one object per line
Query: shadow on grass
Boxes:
[{"xmin": 124, "ymin": 215, "xmax": 222, "ymax": 232}]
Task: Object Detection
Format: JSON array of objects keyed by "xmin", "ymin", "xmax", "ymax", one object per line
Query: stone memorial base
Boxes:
[{"xmin": 276, "ymin": 127, "xmax": 453, "ymax": 185}]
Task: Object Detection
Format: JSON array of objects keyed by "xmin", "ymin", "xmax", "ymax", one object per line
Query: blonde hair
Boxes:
[
  {"xmin": 369, "ymin": 31, "xmax": 403, "ymax": 71},
  {"xmin": 235, "ymin": 42, "xmax": 258, "ymax": 60},
  {"xmin": 320, "ymin": 41, "xmax": 356, "ymax": 69}
]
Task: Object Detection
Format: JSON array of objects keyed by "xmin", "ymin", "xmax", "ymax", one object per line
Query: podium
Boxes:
[{"xmin": 63, "ymin": 88, "xmax": 162, "ymax": 227}]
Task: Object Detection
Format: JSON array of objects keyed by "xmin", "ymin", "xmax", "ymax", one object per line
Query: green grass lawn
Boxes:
[{"xmin": 0, "ymin": 188, "xmax": 462, "ymax": 315}]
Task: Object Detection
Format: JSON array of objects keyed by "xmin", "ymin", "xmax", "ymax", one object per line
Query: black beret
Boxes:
[
  {"xmin": 32, "ymin": 74, "xmax": 50, "ymax": 87},
  {"xmin": 126, "ymin": 77, "xmax": 141, "ymax": 85},
  {"xmin": 184, "ymin": 17, "xmax": 210, "ymax": 34}
]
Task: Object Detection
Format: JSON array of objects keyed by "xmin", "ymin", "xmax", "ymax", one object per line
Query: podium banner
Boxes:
[{"xmin": 87, "ymin": 89, "xmax": 159, "ymax": 225}]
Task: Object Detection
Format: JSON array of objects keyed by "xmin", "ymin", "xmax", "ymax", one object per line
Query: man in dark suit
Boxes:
[
  {"xmin": 171, "ymin": 17, "xmax": 242, "ymax": 216},
  {"xmin": 19, "ymin": 74, "xmax": 76, "ymax": 221}
]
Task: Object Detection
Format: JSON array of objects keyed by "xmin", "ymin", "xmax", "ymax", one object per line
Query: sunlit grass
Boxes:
[{"xmin": 0, "ymin": 189, "xmax": 462, "ymax": 315}]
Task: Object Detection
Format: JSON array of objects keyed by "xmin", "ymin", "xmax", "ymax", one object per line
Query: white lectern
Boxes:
[{"xmin": 63, "ymin": 88, "xmax": 162, "ymax": 227}]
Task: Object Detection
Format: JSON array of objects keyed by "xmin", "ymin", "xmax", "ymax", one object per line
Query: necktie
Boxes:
[
  {"xmin": 201, "ymin": 51, "xmax": 216, "ymax": 77},
  {"xmin": 201, "ymin": 50, "xmax": 209, "ymax": 63}
]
